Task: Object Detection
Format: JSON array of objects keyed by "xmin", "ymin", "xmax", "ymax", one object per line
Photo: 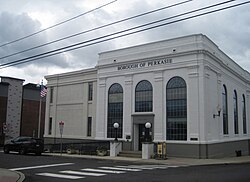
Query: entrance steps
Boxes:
[{"xmin": 118, "ymin": 151, "xmax": 142, "ymax": 158}]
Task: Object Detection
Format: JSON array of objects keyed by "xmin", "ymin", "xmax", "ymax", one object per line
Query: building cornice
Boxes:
[
  {"xmin": 204, "ymin": 50, "xmax": 250, "ymax": 84},
  {"xmin": 45, "ymin": 68, "xmax": 97, "ymax": 80}
]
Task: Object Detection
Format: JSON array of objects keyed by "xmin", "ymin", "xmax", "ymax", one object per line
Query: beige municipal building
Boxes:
[{"xmin": 44, "ymin": 34, "xmax": 250, "ymax": 158}]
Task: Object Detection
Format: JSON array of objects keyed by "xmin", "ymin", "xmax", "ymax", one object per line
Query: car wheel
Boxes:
[
  {"xmin": 4, "ymin": 147, "xmax": 9, "ymax": 154},
  {"xmin": 19, "ymin": 148, "xmax": 26, "ymax": 155}
]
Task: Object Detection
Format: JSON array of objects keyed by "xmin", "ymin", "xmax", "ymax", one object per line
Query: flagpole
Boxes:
[
  {"xmin": 38, "ymin": 95, "xmax": 42, "ymax": 138},
  {"xmin": 38, "ymin": 80, "xmax": 43, "ymax": 138}
]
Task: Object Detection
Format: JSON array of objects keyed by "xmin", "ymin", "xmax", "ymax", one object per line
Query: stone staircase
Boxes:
[{"xmin": 118, "ymin": 150, "xmax": 142, "ymax": 158}]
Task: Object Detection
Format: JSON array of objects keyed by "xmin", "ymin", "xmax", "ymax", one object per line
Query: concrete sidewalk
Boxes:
[
  {"xmin": 0, "ymin": 168, "xmax": 25, "ymax": 182},
  {"xmin": 45, "ymin": 152, "xmax": 250, "ymax": 167}
]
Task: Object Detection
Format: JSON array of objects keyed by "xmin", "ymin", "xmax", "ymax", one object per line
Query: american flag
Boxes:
[{"xmin": 40, "ymin": 86, "xmax": 47, "ymax": 97}]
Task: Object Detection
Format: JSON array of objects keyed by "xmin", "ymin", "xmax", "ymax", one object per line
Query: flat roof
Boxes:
[{"xmin": 0, "ymin": 76, "xmax": 25, "ymax": 82}]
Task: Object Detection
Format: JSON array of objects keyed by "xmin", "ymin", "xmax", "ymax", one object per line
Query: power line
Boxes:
[
  {"xmin": 0, "ymin": 0, "xmax": 242, "ymax": 68},
  {"xmin": 0, "ymin": 0, "xmax": 117, "ymax": 48},
  {"xmin": 0, "ymin": 0, "xmax": 235, "ymax": 66},
  {"xmin": 0, "ymin": 0, "xmax": 193, "ymax": 60},
  {"xmin": 1, "ymin": 1, "xmax": 249, "ymax": 69}
]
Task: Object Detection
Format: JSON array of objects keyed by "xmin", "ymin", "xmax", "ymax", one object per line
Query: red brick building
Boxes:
[{"xmin": 21, "ymin": 83, "xmax": 46, "ymax": 138}]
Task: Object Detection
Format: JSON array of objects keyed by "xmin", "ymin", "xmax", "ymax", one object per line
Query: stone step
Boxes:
[{"xmin": 118, "ymin": 151, "xmax": 142, "ymax": 158}]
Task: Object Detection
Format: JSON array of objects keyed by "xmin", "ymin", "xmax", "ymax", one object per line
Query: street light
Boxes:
[
  {"xmin": 113, "ymin": 122, "xmax": 119, "ymax": 142},
  {"xmin": 145, "ymin": 122, "xmax": 152, "ymax": 142}
]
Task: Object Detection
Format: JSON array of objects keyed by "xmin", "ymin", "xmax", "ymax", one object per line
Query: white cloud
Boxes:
[{"xmin": 0, "ymin": 0, "xmax": 250, "ymax": 84}]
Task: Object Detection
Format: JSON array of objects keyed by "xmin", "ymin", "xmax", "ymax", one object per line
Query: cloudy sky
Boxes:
[{"xmin": 0, "ymin": 0, "xmax": 249, "ymax": 84}]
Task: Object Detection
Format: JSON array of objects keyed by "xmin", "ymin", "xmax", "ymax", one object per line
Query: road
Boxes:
[{"xmin": 0, "ymin": 152, "xmax": 250, "ymax": 182}]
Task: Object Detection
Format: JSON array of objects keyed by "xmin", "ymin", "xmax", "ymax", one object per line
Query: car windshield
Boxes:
[{"xmin": 12, "ymin": 137, "xmax": 32, "ymax": 142}]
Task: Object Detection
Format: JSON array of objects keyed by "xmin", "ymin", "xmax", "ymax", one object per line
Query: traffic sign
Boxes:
[
  {"xmin": 59, "ymin": 121, "xmax": 64, "ymax": 155},
  {"xmin": 59, "ymin": 121, "xmax": 64, "ymax": 135}
]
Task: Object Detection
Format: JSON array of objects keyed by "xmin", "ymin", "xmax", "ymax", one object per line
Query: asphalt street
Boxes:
[{"xmin": 1, "ymin": 152, "xmax": 250, "ymax": 182}]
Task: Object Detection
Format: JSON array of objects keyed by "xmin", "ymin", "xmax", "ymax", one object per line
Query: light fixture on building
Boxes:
[
  {"xmin": 213, "ymin": 105, "xmax": 222, "ymax": 118},
  {"xmin": 145, "ymin": 122, "xmax": 151, "ymax": 129},
  {"xmin": 113, "ymin": 122, "xmax": 119, "ymax": 141}
]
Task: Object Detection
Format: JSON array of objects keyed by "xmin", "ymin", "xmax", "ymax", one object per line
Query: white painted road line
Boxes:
[
  {"xmin": 82, "ymin": 168, "xmax": 125, "ymax": 174},
  {"xmin": 116, "ymin": 165, "xmax": 169, "ymax": 170},
  {"xmin": 36, "ymin": 173, "xmax": 84, "ymax": 179},
  {"xmin": 116, "ymin": 165, "xmax": 156, "ymax": 170},
  {"xmin": 10, "ymin": 163, "xmax": 74, "ymax": 171},
  {"xmin": 99, "ymin": 166, "xmax": 142, "ymax": 172},
  {"xmin": 60, "ymin": 170, "xmax": 106, "ymax": 177}
]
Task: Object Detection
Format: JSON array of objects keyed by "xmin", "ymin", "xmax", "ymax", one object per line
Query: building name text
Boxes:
[{"xmin": 117, "ymin": 58, "xmax": 172, "ymax": 71}]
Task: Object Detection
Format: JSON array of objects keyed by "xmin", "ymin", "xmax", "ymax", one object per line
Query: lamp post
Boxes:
[
  {"xmin": 145, "ymin": 122, "xmax": 151, "ymax": 142},
  {"xmin": 113, "ymin": 122, "xmax": 119, "ymax": 142}
]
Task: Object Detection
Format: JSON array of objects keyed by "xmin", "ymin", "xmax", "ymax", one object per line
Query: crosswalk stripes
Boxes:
[
  {"xmin": 36, "ymin": 172, "xmax": 85, "ymax": 179},
  {"xmin": 81, "ymin": 168, "xmax": 126, "ymax": 174},
  {"xmin": 99, "ymin": 166, "xmax": 142, "ymax": 172},
  {"xmin": 60, "ymin": 170, "xmax": 106, "ymax": 176},
  {"xmin": 36, "ymin": 164, "xmax": 174, "ymax": 180}
]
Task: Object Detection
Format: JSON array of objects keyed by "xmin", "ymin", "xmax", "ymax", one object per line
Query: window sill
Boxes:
[{"xmin": 132, "ymin": 112, "xmax": 155, "ymax": 116}]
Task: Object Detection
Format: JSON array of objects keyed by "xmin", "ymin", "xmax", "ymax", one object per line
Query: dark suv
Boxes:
[{"xmin": 3, "ymin": 136, "xmax": 44, "ymax": 155}]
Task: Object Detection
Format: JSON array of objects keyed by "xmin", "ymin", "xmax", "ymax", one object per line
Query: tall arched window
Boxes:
[
  {"xmin": 234, "ymin": 90, "xmax": 239, "ymax": 134},
  {"xmin": 107, "ymin": 83, "xmax": 123, "ymax": 138},
  {"xmin": 222, "ymin": 85, "xmax": 228, "ymax": 135},
  {"xmin": 242, "ymin": 94, "xmax": 247, "ymax": 134},
  {"xmin": 166, "ymin": 77, "xmax": 187, "ymax": 140},
  {"xmin": 135, "ymin": 80, "xmax": 153, "ymax": 112}
]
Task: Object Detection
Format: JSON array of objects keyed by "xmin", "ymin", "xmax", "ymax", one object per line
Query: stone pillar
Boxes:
[
  {"xmin": 142, "ymin": 142, "xmax": 154, "ymax": 159},
  {"xmin": 96, "ymin": 78, "xmax": 106, "ymax": 139},
  {"xmin": 154, "ymin": 72, "xmax": 164, "ymax": 141},
  {"xmin": 110, "ymin": 141, "xmax": 122, "ymax": 157},
  {"xmin": 124, "ymin": 76, "xmax": 133, "ymax": 143}
]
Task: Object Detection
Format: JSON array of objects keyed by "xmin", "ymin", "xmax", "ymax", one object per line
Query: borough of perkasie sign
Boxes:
[{"xmin": 117, "ymin": 58, "xmax": 172, "ymax": 71}]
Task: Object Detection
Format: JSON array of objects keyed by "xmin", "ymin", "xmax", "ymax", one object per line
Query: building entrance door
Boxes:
[
  {"xmin": 138, "ymin": 124, "xmax": 145, "ymax": 151},
  {"xmin": 132, "ymin": 114, "xmax": 154, "ymax": 151}
]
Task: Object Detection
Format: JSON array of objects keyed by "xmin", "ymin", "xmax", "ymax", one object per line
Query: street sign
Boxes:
[
  {"xmin": 59, "ymin": 121, "xmax": 64, "ymax": 156},
  {"xmin": 59, "ymin": 121, "xmax": 64, "ymax": 135}
]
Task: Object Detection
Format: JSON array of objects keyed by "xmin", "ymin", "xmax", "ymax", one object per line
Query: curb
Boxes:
[
  {"xmin": 43, "ymin": 152, "xmax": 250, "ymax": 167},
  {"xmin": 15, "ymin": 171, "xmax": 25, "ymax": 182},
  {"xmin": 0, "ymin": 168, "xmax": 25, "ymax": 182}
]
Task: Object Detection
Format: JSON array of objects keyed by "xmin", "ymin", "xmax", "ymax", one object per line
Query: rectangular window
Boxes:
[
  {"xmin": 48, "ymin": 117, "xmax": 52, "ymax": 135},
  {"xmin": 50, "ymin": 87, "xmax": 54, "ymax": 103},
  {"xmin": 88, "ymin": 82, "xmax": 93, "ymax": 101},
  {"xmin": 87, "ymin": 117, "xmax": 92, "ymax": 136}
]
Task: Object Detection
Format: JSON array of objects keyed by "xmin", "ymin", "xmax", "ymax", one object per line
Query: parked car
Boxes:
[{"xmin": 3, "ymin": 136, "xmax": 44, "ymax": 155}]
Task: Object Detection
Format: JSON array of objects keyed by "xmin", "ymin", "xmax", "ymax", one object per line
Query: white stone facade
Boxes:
[
  {"xmin": 44, "ymin": 68, "xmax": 97, "ymax": 140},
  {"xmin": 44, "ymin": 34, "xmax": 250, "ymax": 158}
]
